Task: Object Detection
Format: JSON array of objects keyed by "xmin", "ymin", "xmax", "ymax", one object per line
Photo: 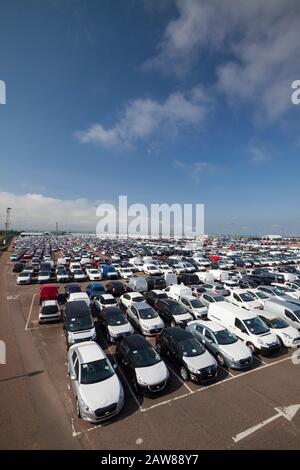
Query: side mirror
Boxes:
[{"xmin": 70, "ymin": 374, "xmax": 76, "ymax": 381}]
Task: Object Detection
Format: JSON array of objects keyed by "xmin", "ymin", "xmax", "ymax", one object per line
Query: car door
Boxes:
[
  {"xmin": 181, "ymin": 298, "xmax": 191, "ymax": 314},
  {"xmin": 122, "ymin": 293, "xmax": 130, "ymax": 308},
  {"xmin": 156, "ymin": 300, "xmax": 166, "ymax": 321},
  {"xmin": 128, "ymin": 305, "xmax": 139, "ymax": 328},
  {"xmin": 233, "ymin": 318, "xmax": 248, "ymax": 341},
  {"xmin": 169, "ymin": 337, "xmax": 181, "ymax": 366},
  {"xmin": 233, "ymin": 292, "xmax": 241, "ymax": 306},
  {"xmin": 203, "ymin": 328, "xmax": 218, "ymax": 355},
  {"xmin": 284, "ymin": 309, "xmax": 300, "ymax": 329},
  {"xmin": 70, "ymin": 351, "xmax": 80, "ymax": 397}
]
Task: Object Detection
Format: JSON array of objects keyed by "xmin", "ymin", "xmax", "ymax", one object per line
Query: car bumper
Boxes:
[
  {"xmin": 137, "ymin": 380, "xmax": 168, "ymax": 395},
  {"xmin": 260, "ymin": 344, "xmax": 281, "ymax": 354},
  {"xmin": 39, "ymin": 314, "xmax": 61, "ymax": 323},
  {"xmin": 80, "ymin": 398, "xmax": 124, "ymax": 423},
  {"xmin": 226, "ymin": 357, "xmax": 253, "ymax": 370},
  {"xmin": 190, "ymin": 367, "xmax": 218, "ymax": 383}
]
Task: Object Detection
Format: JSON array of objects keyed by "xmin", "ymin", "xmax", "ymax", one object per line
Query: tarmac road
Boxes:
[{"xmin": 1, "ymin": 248, "xmax": 300, "ymax": 450}]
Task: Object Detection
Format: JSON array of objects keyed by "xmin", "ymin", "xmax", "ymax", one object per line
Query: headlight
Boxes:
[
  {"xmin": 136, "ymin": 375, "xmax": 148, "ymax": 386},
  {"xmin": 188, "ymin": 365, "xmax": 199, "ymax": 374},
  {"xmin": 257, "ymin": 338, "xmax": 264, "ymax": 345},
  {"xmin": 282, "ymin": 333, "xmax": 292, "ymax": 340},
  {"xmin": 224, "ymin": 354, "xmax": 235, "ymax": 362},
  {"xmin": 80, "ymin": 399, "xmax": 92, "ymax": 413}
]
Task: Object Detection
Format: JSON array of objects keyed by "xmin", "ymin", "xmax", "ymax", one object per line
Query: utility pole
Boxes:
[
  {"xmin": 4, "ymin": 207, "xmax": 11, "ymax": 245},
  {"xmin": 56, "ymin": 222, "xmax": 59, "ymax": 234}
]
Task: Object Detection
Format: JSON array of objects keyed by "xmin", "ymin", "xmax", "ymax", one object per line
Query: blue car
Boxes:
[{"xmin": 86, "ymin": 282, "xmax": 106, "ymax": 299}]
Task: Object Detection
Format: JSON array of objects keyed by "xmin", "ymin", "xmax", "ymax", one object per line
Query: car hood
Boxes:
[
  {"xmin": 174, "ymin": 312, "xmax": 193, "ymax": 323},
  {"xmin": 220, "ymin": 341, "xmax": 251, "ymax": 360},
  {"xmin": 183, "ymin": 350, "xmax": 216, "ymax": 370},
  {"xmin": 140, "ymin": 317, "xmax": 164, "ymax": 328},
  {"xmin": 135, "ymin": 361, "xmax": 169, "ymax": 386},
  {"xmin": 80, "ymin": 374, "xmax": 123, "ymax": 410},
  {"xmin": 108, "ymin": 323, "xmax": 133, "ymax": 335},
  {"xmin": 276, "ymin": 325, "xmax": 300, "ymax": 340},
  {"xmin": 246, "ymin": 300, "xmax": 262, "ymax": 310}
]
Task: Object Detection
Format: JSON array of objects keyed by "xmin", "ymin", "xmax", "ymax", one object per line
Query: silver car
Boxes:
[{"xmin": 67, "ymin": 341, "xmax": 124, "ymax": 423}]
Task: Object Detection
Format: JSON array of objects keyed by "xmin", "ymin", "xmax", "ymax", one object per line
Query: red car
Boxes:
[{"xmin": 39, "ymin": 284, "xmax": 58, "ymax": 304}]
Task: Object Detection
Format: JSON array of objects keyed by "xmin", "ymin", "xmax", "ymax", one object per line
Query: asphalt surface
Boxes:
[{"xmin": 1, "ymin": 248, "xmax": 300, "ymax": 450}]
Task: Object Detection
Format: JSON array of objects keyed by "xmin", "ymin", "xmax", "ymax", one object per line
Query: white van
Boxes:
[
  {"xmin": 194, "ymin": 272, "xmax": 215, "ymax": 284},
  {"xmin": 263, "ymin": 299, "xmax": 300, "ymax": 331},
  {"xmin": 208, "ymin": 302, "xmax": 281, "ymax": 354},
  {"xmin": 127, "ymin": 276, "xmax": 148, "ymax": 292},
  {"xmin": 164, "ymin": 283, "xmax": 192, "ymax": 302},
  {"xmin": 164, "ymin": 273, "xmax": 177, "ymax": 287}
]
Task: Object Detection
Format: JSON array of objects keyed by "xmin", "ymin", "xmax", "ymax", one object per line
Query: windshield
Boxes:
[
  {"xmin": 270, "ymin": 317, "xmax": 289, "ymax": 329},
  {"xmin": 215, "ymin": 329, "xmax": 238, "ymax": 345},
  {"xmin": 190, "ymin": 299, "xmax": 205, "ymax": 308},
  {"xmin": 129, "ymin": 346, "xmax": 161, "ymax": 368},
  {"xmin": 42, "ymin": 305, "xmax": 59, "ymax": 315},
  {"xmin": 170, "ymin": 303, "xmax": 187, "ymax": 315},
  {"xmin": 105, "ymin": 311, "xmax": 127, "ymax": 326},
  {"xmin": 39, "ymin": 271, "xmax": 50, "ymax": 276},
  {"xmin": 68, "ymin": 315, "xmax": 93, "ymax": 332},
  {"xmin": 215, "ymin": 295, "xmax": 225, "ymax": 302},
  {"xmin": 277, "ymin": 286, "xmax": 295, "ymax": 293},
  {"xmin": 103, "ymin": 298, "xmax": 116, "ymax": 305},
  {"xmin": 139, "ymin": 307, "xmax": 158, "ymax": 319},
  {"xmin": 255, "ymin": 291, "xmax": 269, "ymax": 300},
  {"xmin": 179, "ymin": 338, "xmax": 205, "ymax": 357},
  {"xmin": 272, "ymin": 287, "xmax": 286, "ymax": 296},
  {"xmin": 133, "ymin": 296, "xmax": 145, "ymax": 302},
  {"xmin": 293, "ymin": 310, "xmax": 300, "ymax": 320},
  {"xmin": 80, "ymin": 359, "xmax": 114, "ymax": 384},
  {"xmin": 244, "ymin": 317, "xmax": 269, "ymax": 335},
  {"xmin": 240, "ymin": 292, "xmax": 256, "ymax": 302}
]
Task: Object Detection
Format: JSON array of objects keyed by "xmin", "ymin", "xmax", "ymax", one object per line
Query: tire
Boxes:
[
  {"xmin": 76, "ymin": 399, "xmax": 81, "ymax": 418},
  {"xmin": 216, "ymin": 353, "xmax": 226, "ymax": 366},
  {"xmin": 247, "ymin": 342, "xmax": 256, "ymax": 354},
  {"xmin": 180, "ymin": 366, "xmax": 190, "ymax": 381}
]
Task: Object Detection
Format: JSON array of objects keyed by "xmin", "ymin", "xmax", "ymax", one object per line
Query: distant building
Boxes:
[{"xmin": 262, "ymin": 234, "xmax": 283, "ymax": 241}]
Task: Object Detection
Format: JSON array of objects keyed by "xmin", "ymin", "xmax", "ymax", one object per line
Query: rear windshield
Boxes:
[{"xmin": 42, "ymin": 305, "xmax": 59, "ymax": 315}]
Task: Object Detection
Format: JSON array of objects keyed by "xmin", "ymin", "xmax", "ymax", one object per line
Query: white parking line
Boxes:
[
  {"xmin": 139, "ymin": 353, "xmax": 295, "ymax": 413},
  {"xmin": 218, "ymin": 364, "xmax": 235, "ymax": 378},
  {"xmin": 25, "ymin": 293, "xmax": 37, "ymax": 331},
  {"xmin": 7, "ymin": 266, "xmax": 14, "ymax": 274},
  {"xmin": 167, "ymin": 364, "xmax": 194, "ymax": 394}
]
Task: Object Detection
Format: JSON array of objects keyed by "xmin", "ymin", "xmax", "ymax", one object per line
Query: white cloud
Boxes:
[
  {"xmin": 76, "ymin": 86, "xmax": 209, "ymax": 149},
  {"xmin": 248, "ymin": 145, "xmax": 271, "ymax": 164},
  {"xmin": 174, "ymin": 159, "xmax": 220, "ymax": 179},
  {"xmin": 144, "ymin": 0, "xmax": 300, "ymax": 120},
  {"xmin": 0, "ymin": 192, "xmax": 100, "ymax": 231}
]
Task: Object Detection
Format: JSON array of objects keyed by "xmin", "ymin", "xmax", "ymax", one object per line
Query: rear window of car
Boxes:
[{"xmin": 42, "ymin": 305, "xmax": 59, "ymax": 315}]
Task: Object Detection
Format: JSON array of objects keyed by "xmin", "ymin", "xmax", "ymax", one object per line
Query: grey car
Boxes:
[{"xmin": 186, "ymin": 320, "xmax": 253, "ymax": 369}]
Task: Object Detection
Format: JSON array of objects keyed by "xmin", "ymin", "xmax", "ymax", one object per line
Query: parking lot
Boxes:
[{"xmin": 1, "ymin": 242, "xmax": 300, "ymax": 450}]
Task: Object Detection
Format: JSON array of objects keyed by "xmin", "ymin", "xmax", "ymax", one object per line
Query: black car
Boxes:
[
  {"xmin": 146, "ymin": 276, "xmax": 166, "ymax": 291},
  {"xmin": 156, "ymin": 327, "xmax": 218, "ymax": 383},
  {"xmin": 155, "ymin": 298, "xmax": 191, "ymax": 326},
  {"xmin": 105, "ymin": 281, "xmax": 126, "ymax": 297},
  {"xmin": 116, "ymin": 334, "xmax": 169, "ymax": 395},
  {"xmin": 98, "ymin": 306, "xmax": 133, "ymax": 343},
  {"xmin": 143, "ymin": 290, "xmax": 168, "ymax": 308},
  {"xmin": 238, "ymin": 278, "xmax": 258, "ymax": 289},
  {"xmin": 177, "ymin": 273, "xmax": 200, "ymax": 285},
  {"xmin": 13, "ymin": 262, "xmax": 26, "ymax": 273}
]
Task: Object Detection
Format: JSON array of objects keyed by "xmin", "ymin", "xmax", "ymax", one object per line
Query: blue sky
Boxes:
[{"xmin": 0, "ymin": 0, "xmax": 300, "ymax": 234}]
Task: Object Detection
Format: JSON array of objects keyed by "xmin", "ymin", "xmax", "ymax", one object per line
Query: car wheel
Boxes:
[
  {"xmin": 216, "ymin": 353, "xmax": 226, "ymax": 366},
  {"xmin": 180, "ymin": 366, "xmax": 190, "ymax": 381},
  {"xmin": 246, "ymin": 342, "xmax": 256, "ymax": 354},
  {"xmin": 76, "ymin": 398, "xmax": 81, "ymax": 418}
]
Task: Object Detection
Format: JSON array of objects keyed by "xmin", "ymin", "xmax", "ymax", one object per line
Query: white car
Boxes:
[
  {"xmin": 229, "ymin": 289, "xmax": 262, "ymax": 310},
  {"xmin": 271, "ymin": 283, "xmax": 300, "ymax": 299},
  {"xmin": 37, "ymin": 271, "xmax": 51, "ymax": 283},
  {"xmin": 69, "ymin": 262, "xmax": 81, "ymax": 273},
  {"xmin": 179, "ymin": 295, "xmax": 208, "ymax": 319},
  {"xmin": 246, "ymin": 288, "xmax": 272, "ymax": 307},
  {"xmin": 158, "ymin": 264, "xmax": 174, "ymax": 275},
  {"xmin": 258, "ymin": 311, "xmax": 300, "ymax": 348},
  {"xmin": 126, "ymin": 302, "xmax": 164, "ymax": 336},
  {"xmin": 143, "ymin": 264, "xmax": 161, "ymax": 275},
  {"xmin": 95, "ymin": 294, "xmax": 118, "ymax": 311},
  {"xmin": 56, "ymin": 270, "xmax": 69, "ymax": 283},
  {"xmin": 39, "ymin": 300, "xmax": 61, "ymax": 324},
  {"xmin": 67, "ymin": 341, "xmax": 124, "ymax": 423},
  {"xmin": 67, "ymin": 292, "xmax": 91, "ymax": 308},
  {"xmin": 118, "ymin": 267, "xmax": 133, "ymax": 279},
  {"xmin": 86, "ymin": 268, "xmax": 102, "ymax": 281},
  {"xmin": 119, "ymin": 292, "xmax": 145, "ymax": 309},
  {"xmin": 73, "ymin": 269, "xmax": 86, "ymax": 282},
  {"xmin": 17, "ymin": 270, "xmax": 32, "ymax": 285},
  {"xmin": 171, "ymin": 264, "xmax": 185, "ymax": 274}
]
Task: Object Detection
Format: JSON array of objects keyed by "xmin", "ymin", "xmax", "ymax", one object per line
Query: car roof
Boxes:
[
  {"xmin": 122, "ymin": 334, "xmax": 150, "ymax": 350},
  {"xmin": 102, "ymin": 306, "xmax": 123, "ymax": 315},
  {"xmin": 76, "ymin": 342, "xmax": 105, "ymax": 363},
  {"xmin": 42, "ymin": 300, "xmax": 58, "ymax": 306},
  {"xmin": 258, "ymin": 311, "xmax": 278, "ymax": 321},
  {"xmin": 100, "ymin": 294, "xmax": 115, "ymax": 299},
  {"xmin": 164, "ymin": 326, "xmax": 192, "ymax": 340},
  {"xmin": 189, "ymin": 319, "xmax": 224, "ymax": 332}
]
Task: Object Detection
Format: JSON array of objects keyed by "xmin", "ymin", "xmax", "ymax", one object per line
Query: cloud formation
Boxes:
[
  {"xmin": 76, "ymin": 86, "xmax": 209, "ymax": 149},
  {"xmin": 144, "ymin": 0, "xmax": 300, "ymax": 120}
]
